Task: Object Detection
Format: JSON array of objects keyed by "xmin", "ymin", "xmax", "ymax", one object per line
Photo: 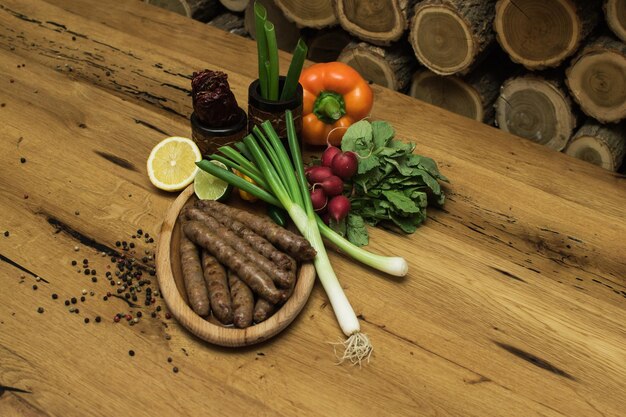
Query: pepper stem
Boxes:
[{"xmin": 313, "ymin": 91, "xmax": 346, "ymax": 124}]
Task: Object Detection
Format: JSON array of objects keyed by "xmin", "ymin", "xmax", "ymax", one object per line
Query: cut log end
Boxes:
[
  {"xmin": 565, "ymin": 121, "xmax": 626, "ymax": 171},
  {"xmin": 274, "ymin": 0, "xmax": 337, "ymax": 28},
  {"xmin": 496, "ymin": 76, "xmax": 576, "ymax": 151},
  {"xmin": 409, "ymin": 71, "xmax": 484, "ymax": 122},
  {"xmin": 409, "ymin": 0, "xmax": 495, "ymax": 76},
  {"xmin": 604, "ymin": 0, "xmax": 626, "ymax": 42},
  {"xmin": 494, "ymin": 0, "xmax": 598, "ymax": 70},
  {"xmin": 566, "ymin": 37, "xmax": 626, "ymax": 123},
  {"xmin": 219, "ymin": 0, "xmax": 249, "ymax": 12},
  {"xmin": 338, "ymin": 42, "xmax": 415, "ymax": 91},
  {"xmin": 335, "ymin": 0, "xmax": 411, "ymax": 45},
  {"xmin": 146, "ymin": 0, "xmax": 219, "ymax": 21}
]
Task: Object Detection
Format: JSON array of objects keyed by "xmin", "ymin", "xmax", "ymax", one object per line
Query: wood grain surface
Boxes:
[{"xmin": 0, "ymin": 1, "xmax": 625, "ymax": 416}]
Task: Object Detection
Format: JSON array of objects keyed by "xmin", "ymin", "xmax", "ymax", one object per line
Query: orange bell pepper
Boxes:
[{"xmin": 299, "ymin": 62, "xmax": 373, "ymax": 146}]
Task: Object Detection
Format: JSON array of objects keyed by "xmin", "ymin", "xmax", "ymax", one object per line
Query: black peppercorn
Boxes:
[
  {"xmin": 95, "ymin": 316, "xmax": 101, "ymax": 323},
  {"xmin": 91, "ymin": 277, "xmax": 97, "ymax": 283},
  {"xmin": 52, "ymin": 293, "xmax": 58, "ymax": 300},
  {"xmin": 91, "ymin": 269, "xmax": 96, "ymax": 275},
  {"xmin": 3, "ymin": 231, "xmax": 9, "ymax": 237},
  {"xmin": 84, "ymin": 269, "xmax": 90, "ymax": 275},
  {"xmin": 71, "ymin": 260, "xmax": 77, "ymax": 266},
  {"xmin": 167, "ymin": 357, "xmax": 172, "ymax": 363},
  {"xmin": 115, "ymin": 241, "xmax": 121, "ymax": 247},
  {"xmin": 80, "ymin": 296, "xmax": 85, "ymax": 302},
  {"xmin": 32, "ymin": 285, "xmax": 38, "ymax": 290},
  {"xmin": 71, "ymin": 297, "xmax": 77, "ymax": 304},
  {"xmin": 37, "ymin": 307, "xmax": 44, "ymax": 313},
  {"xmin": 129, "ymin": 350, "xmax": 135, "ymax": 357},
  {"xmin": 84, "ymin": 318, "xmax": 90, "ymax": 324},
  {"xmin": 20, "ymin": 157, "xmax": 26, "ymax": 163},
  {"xmin": 65, "ymin": 300, "xmax": 70, "ymax": 306},
  {"xmin": 173, "ymin": 367, "xmax": 178, "ymax": 373}
]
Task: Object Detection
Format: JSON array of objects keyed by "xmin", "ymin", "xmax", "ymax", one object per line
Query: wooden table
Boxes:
[{"xmin": 1, "ymin": 1, "xmax": 625, "ymax": 416}]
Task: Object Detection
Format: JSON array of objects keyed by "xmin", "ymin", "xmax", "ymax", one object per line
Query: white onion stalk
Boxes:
[{"xmin": 247, "ymin": 114, "xmax": 372, "ymax": 364}]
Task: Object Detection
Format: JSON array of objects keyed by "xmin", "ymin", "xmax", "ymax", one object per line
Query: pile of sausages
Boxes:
[{"xmin": 179, "ymin": 200, "xmax": 316, "ymax": 328}]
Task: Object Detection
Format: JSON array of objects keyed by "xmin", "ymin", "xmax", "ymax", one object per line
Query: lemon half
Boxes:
[{"xmin": 147, "ymin": 136, "xmax": 201, "ymax": 192}]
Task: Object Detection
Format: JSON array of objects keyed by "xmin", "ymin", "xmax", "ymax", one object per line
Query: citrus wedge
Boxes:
[
  {"xmin": 147, "ymin": 137, "xmax": 201, "ymax": 191},
  {"xmin": 194, "ymin": 160, "xmax": 232, "ymax": 201}
]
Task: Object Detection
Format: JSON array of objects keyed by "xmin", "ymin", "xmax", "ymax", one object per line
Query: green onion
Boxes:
[
  {"xmin": 280, "ymin": 38, "xmax": 307, "ymax": 101},
  {"xmin": 234, "ymin": 141, "xmax": 254, "ymax": 161},
  {"xmin": 264, "ymin": 21, "xmax": 279, "ymax": 101},
  {"xmin": 196, "ymin": 159, "xmax": 279, "ymax": 206},
  {"xmin": 254, "ymin": 2, "xmax": 268, "ymax": 99}
]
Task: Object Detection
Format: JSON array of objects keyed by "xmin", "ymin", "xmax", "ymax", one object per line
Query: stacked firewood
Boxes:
[{"xmin": 145, "ymin": 0, "xmax": 626, "ymax": 172}]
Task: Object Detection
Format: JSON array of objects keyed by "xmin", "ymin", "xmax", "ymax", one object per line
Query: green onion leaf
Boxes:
[
  {"xmin": 254, "ymin": 2, "xmax": 268, "ymax": 99},
  {"xmin": 264, "ymin": 21, "xmax": 279, "ymax": 101},
  {"xmin": 280, "ymin": 38, "xmax": 307, "ymax": 101}
]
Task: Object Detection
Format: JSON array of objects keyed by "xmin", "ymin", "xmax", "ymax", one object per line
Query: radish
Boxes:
[
  {"xmin": 328, "ymin": 195, "xmax": 351, "ymax": 222},
  {"xmin": 317, "ymin": 175, "xmax": 343, "ymax": 196},
  {"xmin": 310, "ymin": 187, "xmax": 328, "ymax": 211},
  {"xmin": 321, "ymin": 145, "xmax": 341, "ymax": 167},
  {"xmin": 306, "ymin": 166, "xmax": 333, "ymax": 184},
  {"xmin": 331, "ymin": 151, "xmax": 358, "ymax": 180}
]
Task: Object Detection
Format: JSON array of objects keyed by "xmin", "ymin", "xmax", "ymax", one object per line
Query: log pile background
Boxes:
[{"xmin": 144, "ymin": 0, "xmax": 626, "ymax": 173}]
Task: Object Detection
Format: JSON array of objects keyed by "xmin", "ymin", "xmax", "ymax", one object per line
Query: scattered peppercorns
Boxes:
[
  {"xmin": 51, "ymin": 293, "xmax": 58, "ymax": 300},
  {"xmin": 95, "ymin": 316, "xmax": 101, "ymax": 323},
  {"xmin": 172, "ymin": 367, "xmax": 179, "ymax": 373},
  {"xmin": 32, "ymin": 285, "xmax": 38, "ymax": 290},
  {"xmin": 84, "ymin": 318, "xmax": 90, "ymax": 324},
  {"xmin": 37, "ymin": 307, "xmax": 44, "ymax": 314},
  {"xmin": 128, "ymin": 350, "xmax": 135, "ymax": 357},
  {"xmin": 20, "ymin": 157, "xmax": 26, "ymax": 163},
  {"xmin": 4, "ymin": 231, "xmax": 9, "ymax": 237}
]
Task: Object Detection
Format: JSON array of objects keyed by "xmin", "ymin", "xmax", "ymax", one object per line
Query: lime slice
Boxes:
[
  {"xmin": 147, "ymin": 136, "xmax": 201, "ymax": 192},
  {"xmin": 194, "ymin": 160, "xmax": 232, "ymax": 201}
]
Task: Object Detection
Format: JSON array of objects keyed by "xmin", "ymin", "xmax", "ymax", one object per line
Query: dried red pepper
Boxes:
[{"xmin": 191, "ymin": 70, "xmax": 240, "ymax": 127}]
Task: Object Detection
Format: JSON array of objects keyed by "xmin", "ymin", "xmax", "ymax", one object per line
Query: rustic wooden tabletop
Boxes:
[{"xmin": 1, "ymin": 1, "xmax": 625, "ymax": 416}]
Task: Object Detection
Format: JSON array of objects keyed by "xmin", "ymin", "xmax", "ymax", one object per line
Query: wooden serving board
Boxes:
[{"xmin": 156, "ymin": 184, "xmax": 316, "ymax": 347}]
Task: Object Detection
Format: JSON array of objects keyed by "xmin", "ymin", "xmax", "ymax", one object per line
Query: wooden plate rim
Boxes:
[{"xmin": 156, "ymin": 184, "xmax": 316, "ymax": 347}]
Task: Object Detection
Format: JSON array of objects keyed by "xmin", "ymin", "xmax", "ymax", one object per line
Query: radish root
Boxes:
[{"xmin": 331, "ymin": 332, "xmax": 373, "ymax": 366}]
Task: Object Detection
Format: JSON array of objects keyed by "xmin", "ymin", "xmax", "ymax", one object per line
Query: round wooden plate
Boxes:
[{"xmin": 156, "ymin": 184, "xmax": 316, "ymax": 347}]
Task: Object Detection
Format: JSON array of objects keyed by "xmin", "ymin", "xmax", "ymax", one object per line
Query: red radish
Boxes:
[
  {"xmin": 328, "ymin": 195, "xmax": 351, "ymax": 222},
  {"xmin": 331, "ymin": 151, "xmax": 358, "ymax": 180},
  {"xmin": 310, "ymin": 188, "xmax": 328, "ymax": 211},
  {"xmin": 306, "ymin": 166, "xmax": 333, "ymax": 184},
  {"xmin": 317, "ymin": 175, "xmax": 343, "ymax": 196},
  {"xmin": 321, "ymin": 145, "xmax": 341, "ymax": 167}
]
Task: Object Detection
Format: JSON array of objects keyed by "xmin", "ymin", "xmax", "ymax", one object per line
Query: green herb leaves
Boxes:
[{"xmin": 340, "ymin": 120, "xmax": 448, "ymax": 244}]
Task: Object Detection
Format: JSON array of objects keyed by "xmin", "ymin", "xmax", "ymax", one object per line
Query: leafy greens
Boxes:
[{"xmin": 339, "ymin": 120, "xmax": 448, "ymax": 246}]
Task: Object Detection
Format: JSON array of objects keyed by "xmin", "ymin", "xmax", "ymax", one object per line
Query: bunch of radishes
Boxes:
[{"xmin": 305, "ymin": 146, "xmax": 358, "ymax": 224}]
